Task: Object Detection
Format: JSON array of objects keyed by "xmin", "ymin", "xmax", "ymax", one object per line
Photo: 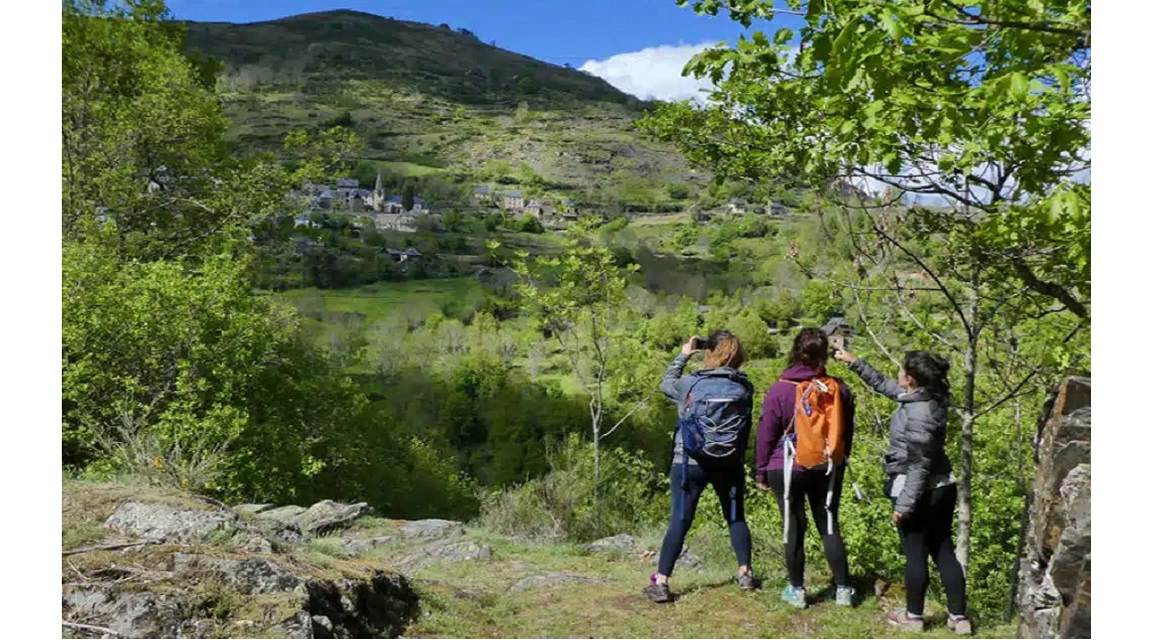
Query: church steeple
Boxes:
[{"xmin": 373, "ymin": 172, "xmax": 385, "ymax": 212}]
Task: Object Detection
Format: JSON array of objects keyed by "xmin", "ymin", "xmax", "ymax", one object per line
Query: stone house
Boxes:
[{"xmin": 502, "ymin": 191, "xmax": 525, "ymax": 210}]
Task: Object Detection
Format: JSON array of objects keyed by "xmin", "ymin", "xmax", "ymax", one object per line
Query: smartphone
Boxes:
[
  {"xmin": 829, "ymin": 334, "xmax": 847, "ymax": 352},
  {"xmin": 694, "ymin": 337, "xmax": 713, "ymax": 350}
]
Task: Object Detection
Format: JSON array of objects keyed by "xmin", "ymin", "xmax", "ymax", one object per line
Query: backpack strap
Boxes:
[
  {"xmin": 779, "ymin": 379, "xmax": 799, "ymax": 541},
  {"xmin": 676, "ymin": 376, "xmax": 705, "ymax": 497}
]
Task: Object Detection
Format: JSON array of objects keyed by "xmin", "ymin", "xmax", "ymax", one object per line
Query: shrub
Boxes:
[
  {"xmin": 480, "ymin": 434, "xmax": 667, "ymax": 542},
  {"xmin": 62, "ymin": 242, "xmax": 366, "ymax": 502},
  {"xmin": 518, "ymin": 215, "xmax": 544, "ymax": 234}
]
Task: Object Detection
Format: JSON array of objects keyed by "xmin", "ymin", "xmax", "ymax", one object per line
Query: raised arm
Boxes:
[
  {"xmin": 846, "ymin": 358, "xmax": 904, "ymax": 401},
  {"xmin": 658, "ymin": 352, "xmax": 692, "ymax": 402}
]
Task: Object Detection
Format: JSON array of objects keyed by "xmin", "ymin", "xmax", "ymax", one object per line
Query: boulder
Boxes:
[
  {"xmin": 397, "ymin": 540, "xmax": 493, "ymax": 571},
  {"xmin": 339, "ymin": 536, "xmax": 396, "ymax": 557},
  {"xmin": 584, "ymin": 533, "xmax": 637, "ymax": 554},
  {"xmin": 507, "ymin": 572, "xmax": 609, "ymax": 593},
  {"xmin": 292, "ymin": 500, "xmax": 374, "ymax": 535},
  {"xmin": 640, "ymin": 544, "xmax": 700, "ymax": 569},
  {"xmin": 63, "ymin": 587, "xmax": 185, "ymax": 638},
  {"xmin": 257, "ymin": 505, "xmax": 308, "ymax": 523},
  {"xmin": 232, "ymin": 503, "xmax": 275, "ymax": 516},
  {"xmin": 399, "ymin": 518, "xmax": 464, "ymax": 540},
  {"xmin": 677, "ymin": 547, "xmax": 702, "ymax": 569},
  {"xmin": 63, "ymin": 567, "xmax": 419, "ymax": 638},
  {"xmin": 105, "ymin": 502, "xmax": 240, "ymax": 544},
  {"xmin": 1018, "ymin": 377, "xmax": 1091, "ymax": 638},
  {"xmin": 171, "ymin": 553, "xmax": 303, "ymax": 594}
]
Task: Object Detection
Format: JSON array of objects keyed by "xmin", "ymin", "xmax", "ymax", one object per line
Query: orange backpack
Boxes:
[
  {"xmin": 782, "ymin": 377, "xmax": 847, "ymax": 468},
  {"xmin": 779, "ymin": 377, "xmax": 847, "ymax": 539}
]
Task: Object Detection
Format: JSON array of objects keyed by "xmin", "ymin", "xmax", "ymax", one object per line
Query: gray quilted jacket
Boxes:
[{"xmin": 849, "ymin": 358, "xmax": 953, "ymax": 515}]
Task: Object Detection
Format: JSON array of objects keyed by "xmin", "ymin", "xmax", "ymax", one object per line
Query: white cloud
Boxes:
[{"xmin": 579, "ymin": 42, "xmax": 719, "ymax": 102}]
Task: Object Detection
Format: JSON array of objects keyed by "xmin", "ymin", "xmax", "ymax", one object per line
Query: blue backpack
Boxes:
[{"xmin": 677, "ymin": 372, "xmax": 754, "ymax": 468}]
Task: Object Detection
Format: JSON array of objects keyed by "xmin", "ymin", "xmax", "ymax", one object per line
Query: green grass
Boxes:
[
  {"xmin": 385, "ymin": 528, "xmax": 1018, "ymax": 639},
  {"xmin": 378, "ymin": 160, "xmax": 449, "ymax": 177},
  {"xmin": 279, "ymin": 277, "xmax": 487, "ymax": 327}
]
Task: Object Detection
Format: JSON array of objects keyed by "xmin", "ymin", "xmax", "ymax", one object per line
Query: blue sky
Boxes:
[{"xmin": 165, "ymin": 0, "xmax": 799, "ymax": 101}]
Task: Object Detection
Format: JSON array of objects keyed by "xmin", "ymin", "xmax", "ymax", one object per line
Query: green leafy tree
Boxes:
[
  {"xmin": 518, "ymin": 214, "xmax": 545, "ymax": 234},
  {"xmin": 642, "ymin": 0, "xmax": 1090, "ymax": 577},
  {"xmin": 644, "ymin": 0, "xmax": 1090, "ymax": 317},
  {"xmin": 493, "ymin": 221, "xmax": 643, "ymax": 501}
]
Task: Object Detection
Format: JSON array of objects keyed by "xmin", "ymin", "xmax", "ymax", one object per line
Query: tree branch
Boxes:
[
  {"xmin": 62, "ymin": 621, "xmax": 120, "ymax": 637},
  {"xmin": 62, "ymin": 540, "xmax": 161, "ymax": 557},
  {"xmin": 1008, "ymin": 256, "xmax": 1089, "ymax": 319}
]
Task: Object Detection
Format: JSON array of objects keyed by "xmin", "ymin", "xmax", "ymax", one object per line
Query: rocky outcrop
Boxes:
[
  {"xmin": 105, "ymin": 501, "xmax": 242, "ymax": 544},
  {"xmin": 584, "ymin": 533, "xmax": 637, "ymax": 554},
  {"xmin": 62, "ymin": 569, "xmax": 418, "ymax": 639},
  {"xmin": 398, "ymin": 518, "xmax": 464, "ymax": 540},
  {"xmin": 1018, "ymin": 376, "xmax": 1091, "ymax": 639},
  {"xmin": 394, "ymin": 539, "xmax": 493, "ymax": 572},
  {"xmin": 291, "ymin": 500, "xmax": 373, "ymax": 535},
  {"xmin": 64, "ymin": 495, "xmax": 426, "ymax": 638}
]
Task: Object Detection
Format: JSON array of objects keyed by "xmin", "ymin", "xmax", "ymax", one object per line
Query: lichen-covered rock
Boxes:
[
  {"xmin": 105, "ymin": 502, "xmax": 240, "ymax": 544},
  {"xmin": 339, "ymin": 536, "xmax": 396, "ymax": 557},
  {"xmin": 63, "ymin": 567, "xmax": 419, "ymax": 638},
  {"xmin": 258, "ymin": 505, "xmax": 308, "ymax": 523},
  {"xmin": 399, "ymin": 518, "xmax": 464, "ymax": 540},
  {"xmin": 171, "ymin": 553, "xmax": 304, "ymax": 594},
  {"xmin": 584, "ymin": 533, "xmax": 637, "ymax": 554},
  {"xmin": 397, "ymin": 540, "xmax": 493, "ymax": 571},
  {"xmin": 1018, "ymin": 377, "xmax": 1091, "ymax": 639},
  {"xmin": 63, "ymin": 587, "xmax": 185, "ymax": 638},
  {"xmin": 292, "ymin": 500, "xmax": 374, "ymax": 535},
  {"xmin": 304, "ymin": 573, "xmax": 420, "ymax": 638},
  {"xmin": 232, "ymin": 503, "xmax": 275, "ymax": 516},
  {"xmin": 639, "ymin": 544, "xmax": 701, "ymax": 569}
]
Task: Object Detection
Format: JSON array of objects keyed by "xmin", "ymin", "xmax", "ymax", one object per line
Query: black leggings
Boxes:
[
  {"xmin": 657, "ymin": 462, "xmax": 752, "ymax": 576},
  {"xmin": 890, "ymin": 481, "xmax": 967, "ymax": 617},
  {"xmin": 767, "ymin": 466, "xmax": 851, "ymax": 588}
]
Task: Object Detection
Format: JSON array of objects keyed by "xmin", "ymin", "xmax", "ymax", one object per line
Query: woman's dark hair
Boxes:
[
  {"xmin": 903, "ymin": 350, "xmax": 951, "ymax": 398},
  {"xmin": 788, "ymin": 327, "xmax": 829, "ymax": 368}
]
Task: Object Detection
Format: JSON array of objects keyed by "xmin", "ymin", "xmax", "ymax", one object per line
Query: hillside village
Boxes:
[{"xmin": 291, "ymin": 172, "xmax": 803, "ymax": 236}]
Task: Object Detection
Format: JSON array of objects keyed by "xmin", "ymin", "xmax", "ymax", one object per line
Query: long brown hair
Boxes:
[
  {"xmin": 703, "ymin": 330, "xmax": 747, "ymax": 369},
  {"xmin": 788, "ymin": 327, "xmax": 829, "ymax": 368}
]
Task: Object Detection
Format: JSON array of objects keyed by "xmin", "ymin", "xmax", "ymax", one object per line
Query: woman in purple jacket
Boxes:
[{"xmin": 755, "ymin": 327, "xmax": 856, "ymax": 609}]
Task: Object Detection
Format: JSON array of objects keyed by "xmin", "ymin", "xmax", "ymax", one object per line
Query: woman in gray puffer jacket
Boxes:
[{"xmin": 835, "ymin": 349, "xmax": 971, "ymax": 635}]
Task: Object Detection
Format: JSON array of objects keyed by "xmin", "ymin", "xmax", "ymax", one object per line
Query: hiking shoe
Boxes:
[
  {"xmin": 835, "ymin": 585, "xmax": 855, "ymax": 606},
  {"xmin": 887, "ymin": 609, "xmax": 925, "ymax": 632},
  {"xmin": 643, "ymin": 582, "xmax": 671, "ymax": 603},
  {"xmin": 781, "ymin": 584, "xmax": 807, "ymax": 609},
  {"xmin": 736, "ymin": 571, "xmax": 756, "ymax": 590},
  {"xmin": 947, "ymin": 616, "xmax": 973, "ymax": 635}
]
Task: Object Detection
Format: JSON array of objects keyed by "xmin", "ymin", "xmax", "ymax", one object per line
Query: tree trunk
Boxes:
[
  {"xmin": 591, "ymin": 394, "xmax": 601, "ymax": 505},
  {"xmin": 956, "ymin": 289, "xmax": 979, "ymax": 572}
]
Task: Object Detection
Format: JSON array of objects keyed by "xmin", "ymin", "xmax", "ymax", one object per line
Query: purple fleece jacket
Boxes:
[{"xmin": 754, "ymin": 364, "xmax": 856, "ymax": 483}]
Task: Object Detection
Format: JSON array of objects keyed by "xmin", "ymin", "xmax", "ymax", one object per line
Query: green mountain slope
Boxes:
[{"xmin": 184, "ymin": 10, "xmax": 712, "ymax": 209}]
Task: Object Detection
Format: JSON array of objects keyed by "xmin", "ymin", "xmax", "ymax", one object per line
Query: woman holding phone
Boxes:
[
  {"xmin": 835, "ymin": 347, "xmax": 971, "ymax": 635},
  {"xmin": 643, "ymin": 331, "xmax": 756, "ymax": 603}
]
